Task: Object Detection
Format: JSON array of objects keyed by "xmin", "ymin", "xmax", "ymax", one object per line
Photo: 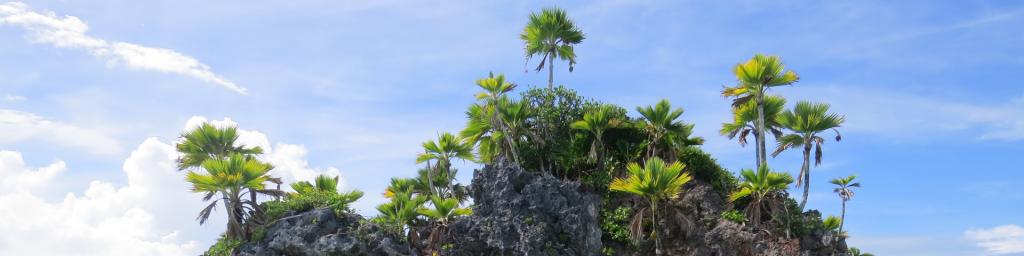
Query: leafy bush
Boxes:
[
  {"xmin": 204, "ymin": 235, "xmax": 242, "ymax": 256},
  {"xmin": 600, "ymin": 206, "xmax": 633, "ymax": 245},
  {"xmin": 264, "ymin": 190, "xmax": 364, "ymax": 220},
  {"xmin": 720, "ymin": 209, "xmax": 746, "ymax": 224},
  {"xmin": 676, "ymin": 146, "xmax": 738, "ymax": 194}
]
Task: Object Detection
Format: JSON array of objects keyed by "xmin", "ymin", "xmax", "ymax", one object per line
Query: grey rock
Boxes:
[
  {"xmin": 237, "ymin": 208, "xmax": 410, "ymax": 256},
  {"xmin": 446, "ymin": 161, "xmax": 603, "ymax": 256}
]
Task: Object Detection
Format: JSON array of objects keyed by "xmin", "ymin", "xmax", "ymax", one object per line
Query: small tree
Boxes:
[
  {"xmin": 728, "ymin": 165, "xmax": 793, "ymax": 229},
  {"xmin": 609, "ymin": 157, "xmax": 692, "ymax": 255},
  {"xmin": 830, "ymin": 175, "xmax": 860, "ymax": 235}
]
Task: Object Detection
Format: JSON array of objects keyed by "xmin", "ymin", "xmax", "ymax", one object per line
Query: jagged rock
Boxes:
[
  {"xmin": 237, "ymin": 208, "xmax": 410, "ymax": 256},
  {"xmin": 446, "ymin": 161, "xmax": 603, "ymax": 256}
]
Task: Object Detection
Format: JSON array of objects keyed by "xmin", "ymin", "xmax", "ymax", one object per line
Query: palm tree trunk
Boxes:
[
  {"xmin": 839, "ymin": 200, "xmax": 846, "ymax": 234},
  {"xmin": 445, "ymin": 162, "xmax": 456, "ymax": 199},
  {"xmin": 548, "ymin": 52, "xmax": 555, "ymax": 89},
  {"xmin": 798, "ymin": 144, "xmax": 811, "ymax": 210},
  {"xmin": 755, "ymin": 94, "xmax": 767, "ymax": 170},
  {"xmin": 651, "ymin": 199, "xmax": 662, "ymax": 256}
]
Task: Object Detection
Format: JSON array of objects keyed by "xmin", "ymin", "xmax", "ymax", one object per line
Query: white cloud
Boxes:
[
  {"xmin": 966, "ymin": 225, "xmax": 1024, "ymax": 254},
  {"xmin": 0, "ymin": 117, "xmax": 348, "ymax": 255},
  {"xmin": 788, "ymin": 85, "xmax": 1024, "ymax": 141},
  {"xmin": 3, "ymin": 94, "xmax": 26, "ymax": 102},
  {"xmin": 0, "ymin": 2, "xmax": 246, "ymax": 94},
  {"xmin": 0, "ymin": 150, "xmax": 65, "ymax": 192},
  {"xmin": 0, "ymin": 109, "xmax": 121, "ymax": 155}
]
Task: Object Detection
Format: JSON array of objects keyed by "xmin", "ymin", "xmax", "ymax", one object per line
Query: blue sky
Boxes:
[{"xmin": 0, "ymin": 1, "xmax": 1022, "ymax": 255}]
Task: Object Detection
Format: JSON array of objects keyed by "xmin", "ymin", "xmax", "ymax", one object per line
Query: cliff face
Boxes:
[
  {"xmin": 237, "ymin": 208, "xmax": 410, "ymax": 256},
  {"xmin": 445, "ymin": 161, "xmax": 603, "ymax": 256},
  {"xmin": 238, "ymin": 162, "xmax": 848, "ymax": 256}
]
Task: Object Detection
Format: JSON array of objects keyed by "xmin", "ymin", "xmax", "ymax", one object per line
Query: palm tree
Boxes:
[
  {"xmin": 830, "ymin": 175, "xmax": 860, "ymax": 234},
  {"xmin": 290, "ymin": 174, "xmax": 364, "ymax": 205},
  {"xmin": 728, "ymin": 165, "xmax": 793, "ymax": 229},
  {"xmin": 418, "ymin": 195, "xmax": 472, "ymax": 254},
  {"xmin": 176, "ymin": 122, "xmax": 273, "ymax": 222},
  {"xmin": 571, "ymin": 104, "xmax": 626, "ymax": 170},
  {"xmin": 416, "ymin": 132, "xmax": 474, "ymax": 198},
  {"xmin": 496, "ymin": 97, "xmax": 535, "ymax": 166},
  {"xmin": 377, "ymin": 187, "xmax": 428, "ymax": 251},
  {"xmin": 722, "ymin": 54, "xmax": 799, "ymax": 170},
  {"xmin": 521, "ymin": 7, "xmax": 585, "ymax": 89},
  {"xmin": 186, "ymin": 153, "xmax": 274, "ymax": 239},
  {"xmin": 848, "ymin": 247, "xmax": 875, "ymax": 256},
  {"xmin": 720, "ymin": 95, "xmax": 787, "ymax": 166},
  {"xmin": 176, "ymin": 122, "xmax": 263, "ymax": 170},
  {"xmin": 609, "ymin": 157, "xmax": 692, "ymax": 255},
  {"xmin": 463, "ymin": 73, "xmax": 524, "ymax": 164},
  {"xmin": 636, "ymin": 99, "xmax": 703, "ymax": 161},
  {"xmin": 771, "ymin": 101, "xmax": 845, "ymax": 209}
]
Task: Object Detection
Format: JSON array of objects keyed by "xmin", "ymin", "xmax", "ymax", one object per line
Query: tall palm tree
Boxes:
[
  {"xmin": 771, "ymin": 101, "xmax": 845, "ymax": 209},
  {"xmin": 417, "ymin": 195, "xmax": 472, "ymax": 254},
  {"xmin": 463, "ymin": 73, "xmax": 524, "ymax": 164},
  {"xmin": 186, "ymin": 153, "xmax": 274, "ymax": 239},
  {"xmin": 830, "ymin": 175, "xmax": 860, "ymax": 234},
  {"xmin": 720, "ymin": 95, "xmax": 787, "ymax": 166},
  {"xmin": 728, "ymin": 165, "xmax": 793, "ymax": 229},
  {"xmin": 521, "ymin": 7, "xmax": 585, "ymax": 89},
  {"xmin": 636, "ymin": 99, "xmax": 703, "ymax": 161},
  {"xmin": 848, "ymin": 247, "xmax": 875, "ymax": 256},
  {"xmin": 571, "ymin": 104, "xmax": 626, "ymax": 170},
  {"xmin": 722, "ymin": 54, "xmax": 799, "ymax": 170},
  {"xmin": 416, "ymin": 132, "xmax": 474, "ymax": 198},
  {"xmin": 609, "ymin": 157, "xmax": 692, "ymax": 255}
]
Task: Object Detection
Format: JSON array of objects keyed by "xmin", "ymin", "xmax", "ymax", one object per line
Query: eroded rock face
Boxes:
[
  {"xmin": 446, "ymin": 161, "xmax": 603, "ymax": 256},
  {"xmin": 237, "ymin": 208, "xmax": 410, "ymax": 256}
]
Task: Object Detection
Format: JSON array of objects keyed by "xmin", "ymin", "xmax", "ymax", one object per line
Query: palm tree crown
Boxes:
[
  {"xmin": 609, "ymin": 157, "xmax": 692, "ymax": 255},
  {"xmin": 729, "ymin": 165, "xmax": 793, "ymax": 228},
  {"xmin": 772, "ymin": 101, "xmax": 845, "ymax": 209},
  {"xmin": 636, "ymin": 99, "xmax": 703, "ymax": 160},
  {"xmin": 722, "ymin": 54, "xmax": 799, "ymax": 170},
  {"xmin": 185, "ymin": 153, "xmax": 274, "ymax": 239},
  {"xmin": 571, "ymin": 104, "xmax": 626, "ymax": 163},
  {"xmin": 721, "ymin": 95, "xmax": 787, "ymax": 159},
  {"xmin": 176, "ymin": 122, "xmax": 263, "ymax": 170},
  {"xmin": 521, "ymin": 7, "xmax": 585, "ymax": 88}
]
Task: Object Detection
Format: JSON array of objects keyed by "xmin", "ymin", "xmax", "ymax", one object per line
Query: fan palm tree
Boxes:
[
  {"xmin": 720, "ymin": 95, "xmax": 787, "ymax": 166},
  {"xmin": 571, "ymin": 104, "xmax": 626, "ymax": 170},
  {"xmin": 176, "ymin": 122, "xmax": 273, "ymax": 222},
  {"xmin": 848, "ymin": 247, "xmax": 875, "ymax": 256},
  {"xmin": 722, "ymin": 54, "xmax": 799, "ymax": 170},
  {"xmin": 461, "ymin": 104, "xmax": 502, "ymax": 163},
  {"xmin": 416, "ymin": 132, "xmax": 474, "ymax": 198},
  {"xmin": 186, "ymin": 153, "xmax": 274, "ymax": 239},
  {"xmin": 521, "ymin": 7, "xmax": 585, "ymax": 89},
  {"xmin": 771, "ymin": 101, "xmax": 845, "ymax": 209},
  {"xmin": 377, "ymin": 188, "xmax": 428, "ymax": 251},
  {"xmin": 609, "ymin": 157, "xmax": 692, "ymax": 255},
  {"xmin": 496, "ymin": 97, "xmax": 535, "ymax": 166},
  {"xmin": 290, "ymin": 174, "xmax": 339, "ymax": 194},
  {"xmin": 636, "ymin": 99, "xmax": 703, "ymax": 161},
  {"xmin": 830, "ymin": 175, "xmax": 860, "ymax": 234},
  {"xmin": 728, "ymin": 165, "xmax": 793, "ymax": 229},
  {"xmin": 463, "ymin": 73, "xmax": 523, "ymax": 164},
  {"xmin": 418, "ymin": 195, "xmax": 472, "ymax": 254}
]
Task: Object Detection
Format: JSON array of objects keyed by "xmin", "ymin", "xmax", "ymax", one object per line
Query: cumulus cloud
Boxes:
[
  {"xmin": 0, "ymin": 2, "xmax": 246, "ymax": 94},
  {"xmin": 0, "ymin": 117, "xmax": 348, "ymax": 255},
  {"xmin": 966, "ymin": 225, "xmax": 1024, "ymax": 254},
  {"xmin": 0, "ymin": 109, "xmax": 121, "ymax": 155}
]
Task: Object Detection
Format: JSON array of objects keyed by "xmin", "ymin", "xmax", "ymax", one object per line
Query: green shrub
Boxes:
[
  {"xmin": 264, "ymin": 190, "xmax": 364, "ymax": 220},
  {"xmin": 676, "ymin": 147, "xmax": 738, "ymax": 195},
  {"xmin": 600, "ymin": 206, "xmax": 633, "ymax": 245},
  {"xmin": 204, "ymin": 235, "xmax": 242, "ymax": 256},
  {"xmin": 720, "ymin": 209, "xmax": 746, "ymax": 224}
]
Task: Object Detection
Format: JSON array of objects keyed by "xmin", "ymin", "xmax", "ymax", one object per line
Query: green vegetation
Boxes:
[
  {"xmin": 609, "ymin": 157, "xmax": 693, "ymax": 255},
  {"xmin": 521, "ymin": 7, "xmax": 585, "ymax": 88},
  {"xmin": 849, "ymin": 247, "xmax": 876, "ymax": 256},
  {"xmin": 729, "ymin": 165, "xmax": 793, "ymax": 228},
  {"xmin": 720, "ymin": 209, "xmax": 747, "ymax": 224},
  {"xmin": 264, "ymin": 175, "xmax": 364, "ymax": 220},
  {"xmin": 722, "ymin": 54, "xmax": 799, "ymax": 170},
  {"xmin": 772, "ymin": 101, "xmax": 845, "ymax": 209},
  {"xmin": 203, "ymin": 235, "xmax": 243, "ymax": 256},
  {"xmin": 830, "ymin": 175, "xmax": 860, "ymax": 234},
  {"xmin": 600, "ymin": 206, "xmax": 633, "ymax": 245}
]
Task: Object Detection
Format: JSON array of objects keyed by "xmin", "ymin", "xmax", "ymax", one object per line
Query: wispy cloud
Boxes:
[
  {"xmin": 0, "ymin": 2, "xmax": 246, "ymax": 94},
  {"xmin": 3, "ymin": 94, "xmax": 26, "ymax": 102},
  {"xmin": 966, "ymin": 225, "xmax": 1024, "ymax": 254},
  {"xmin": 0, "ymin": 109, "xmax": 121, "ymax": 155}
]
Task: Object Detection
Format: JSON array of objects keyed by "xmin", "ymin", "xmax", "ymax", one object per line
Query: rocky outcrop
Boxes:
[
  {"xmin": 445, "ymin": 161, "xmax": 603, "ymax": 256},
  {"xmin": 237, "ymin": 208, "xmax": 409, "ymax": 256}
]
